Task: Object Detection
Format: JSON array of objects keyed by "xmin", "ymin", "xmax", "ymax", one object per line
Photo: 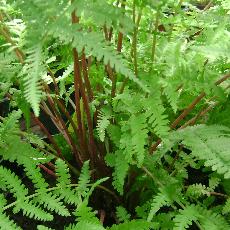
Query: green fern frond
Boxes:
[
  {"xmin": 0, "ymin": 166, "xmax": 28, "ymax": 198},
  {"xmin": 13, "ymin": 200, "xmax": 53, "ymax": 221},
  {"xmin": 74, "ymin": 0, "xmax": 132, "ymax": 29},
  {"xmin": 145, "ymin": 95, "xmax": 169, "ymax": 139},
  {"xmin": 147, "ymin": 183, "xmax": 182, "ymax": 222},
  {"xmin": 153, "ymin": 213, "xmax": 175, "ymax": 230},
  {"xmin": 1, "ymin": 1, "xmax": 230, "ymax": 230},
  {"xmin": 75, "ymin": 202, "xmax": 99, "ymax": 223},
  {"xmin": 171, "ymin": 125, "xmax": 230, "ymax": 178},
  {"xmin": 0, "ymin": 166, "xmax": 53, "ymax": 221},
  {"xmin": 0, "ymin": 194, "xmax": 7, "ymax": 210},
  {"xmin": 56, "ymin": 159, "xmax": 71, "ymax": 187},
  {"xmin": 160, "ymin": 78, "xmax": 180, "ymax": 113},
  {"xmin": 222, "ymin": 198, "xmax": 230, "ymax": 215},
  {"xmin": 0, "ymin": 117, "xmax": 53, "ymax": 184},
  {"xmin": 173, "ymin": 204, "xmax": 199, "ymax": 230},
  {"xmin": 174, "ymin": 204, "xmax": 230, "ymax": 230},
  {"xmin": 129, "ymin": 114, "xmax": 148, "ymax": 166},
  {"xmin": 23, "ymin": 132, "xmax": 46, "ymax": 149},
  {"xmin": 0, "ymin": 136, "xmax": 53, "ymax": 195},
  {"xmin": 71, "ymin": 201, "xmax": 105, "ymax": 229},
  {"xmin": 112, "ymin": 90, "xmax": 143, "ymax": 114},
  {"xmin": 97, "ymin": 109, "xmax": 112, "ymax": 142},
  {"xmin": 34, "ymin": 193, "xmax": 70, "ymax": 217},
  {"xmin": 192, "ymin": 28, "xmax": 230, "ymax": 62},
  {"xmin": 116, "ymin": 206, "xmax": 131, "ymax": 223},
  {"xmin": 21, "ymin": 44, "xmax": 45, "ymax": 116},
  {"xmin": 0, "ymin": 110, "xmax": 21, "ymax": 136},
  {"xmin": 65, "ymin": 221, "xmax": 105, "ymax": 230},
  {"xmin": 55, "ymin": 159, "xmax": 78, "ymax": 205},
  {"xmin": 107, "ymin": 124, "xmax": 121, "ymax": 147},
  {"xmin": 87, "ymin": 177, "xmax": 109, "ymax": 201},
  {"xmin": 0, "ymin": 211, "xmax": 22, "ymax": 230},
  {"xmin": 76, "ymin": 161, "xmax": 91, "ymax": 198},
  {"xmin": 0, "ymin": 155, "xmax": 107, "ymax": 227},
  {"xmin": 209, "ymin": 176, "xmax": 221, "ymax": 190},
  {"xmin": 112, "ymin": 150, "xmax": 129, "ymax": 195},
  {"xmin": 22, "ymin": 160, "xmax": 50, "ymax": 191},
  {"xmin": 186, "ymin": 183, "xmax": 209, "ymax": 198},
  {"xmin": 0, "ymin": 194, "xmax": 22, "ymax": 230},
  {"xmin": 109, "ymin": 220, "xmax": 157, "ymax": 230},
  {"xmin": 56, "ymin": 63, "xmax": 74, "ymax": 83},
  {"xmin": 196, "ymin": 205, "xmax": 230, "ymax": 230},
  {"xmin": 119, "ymin": 114, "xmax": 148, "ymax": 167},
  {"xmin": 147, "ymin": 191, "xmax": 171, "ymax": 222}
]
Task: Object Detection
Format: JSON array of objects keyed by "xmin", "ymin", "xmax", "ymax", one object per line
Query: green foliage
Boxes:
[
  {"xmin": 173, "ymin": 204, "xmax": 230, "ymax": 230},
  {"xmin": 173, "ymin": 205, "xmax": 199, "ymax": 230},
  {"xmin": 0, "ymin": 147, "xmax": 104, "ymax": 228},
  {"xmin": 116, "ymin": 206, "xmax": 131, "ymax": 223},
  {"xmin": 0, "ymin": 113, "xmax": 106, "ymax": 228},
  {"xmin": 171, "ymin": 125, "xmax": 230, "ymax": 178},
  {"xmin": 20, "ymin": 44, "xmax": 45, "ymax": 116},
  {"xmin": 147, "ymin": 189, "xmax": 171, "ymax": 222},
  {"xmin": 96, "ymin": 108, "xmax": 112, "ymax": 142},
  {"xmin": 65, "ymin": 223, "xmax": 105, "ymax": 230},
  {"xmin": 54, "ymin": 158, "xmax": 77, "ymax": 204},
  {"xmin": 106, "ymin": 150, "xmax": 129, "ymax": 195},
  {"xmin": 1, "ymin": 0, "xmax": 230, "ymax": 229},
  {"xmin": 223, "ymin": 198, "xmax": 230, "ymax": 215},
  {"xmin": 109, "ymin": 220, "xmax": 156, "ymax": 230}
]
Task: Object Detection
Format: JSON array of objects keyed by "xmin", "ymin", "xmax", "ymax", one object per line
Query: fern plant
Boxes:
[
  {"xmin": 1, "ymin": 0, "xmax": 230, "ymax": 229},
  {"xmin": 0, "ymin": 111, "xmax": 106, "ymax": 229}
]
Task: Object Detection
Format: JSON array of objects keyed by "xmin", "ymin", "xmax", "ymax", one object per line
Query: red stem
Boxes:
[
  {"xmin": 72, "ymin": 9, "xmax": 97, "ymax": 167},
  {"xmin": 52, "ymin": 97, "xmax": 84, "ymax": 164},
  {"xmin": 48, "ymin": 95, "xmax": 82, "ymax": 164},
  {"xmin": 81, "ymin": 52, "xmax": 94, "ymax": 101},
  {"xmin": 73, "ymin": 48, "xmax": 88, "ymax": 154},
  {"xmin": 39, "ymin": 164, "xmax": 57, "ymax": 178},
  {"xmin": 170, "ymin": 92, "xmax": 206, "ymax": 129},
  {"xmin": 71, "ymin": 11, "xmax": 87, "ymax": 158},
  {"xmin": 103, "ymin": 25, "xmax": 109, "ymax": 40},
  {"xmin": 33, "ymin": 115, "xmax": 63, "ymax": 158}
]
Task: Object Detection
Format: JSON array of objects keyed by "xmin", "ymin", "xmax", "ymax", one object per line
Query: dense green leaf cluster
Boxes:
[{"xmin": 0, "ymin": 0, "xmax": 230, "ymax": 229}]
